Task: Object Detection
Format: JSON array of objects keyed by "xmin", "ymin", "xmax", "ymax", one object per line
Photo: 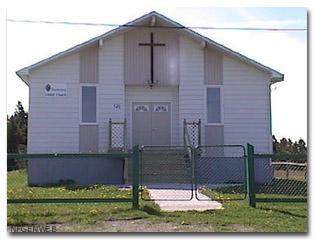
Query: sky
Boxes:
[{"xmin": 5, "ymin": 5, "xmax": 307, "ymax": 142}]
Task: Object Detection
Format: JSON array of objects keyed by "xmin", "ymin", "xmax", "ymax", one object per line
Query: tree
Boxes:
[
  {"xmin": 14, "ymin": 101, "xmax": 28, "ymax": 146},
  {"xmin": 272, "ymin": 135, "xmax": 307, "ymax": 155},
  {"xmin": 7, "ymin": 102, "xmax": 28, "ymax": 171},
  {"xmin": 7, "ymin": 101, "xmax": 28, "ymax": 153},
  {"xmin": 272, "ymin": 135, "xmax": 278, "ymax": 152}
]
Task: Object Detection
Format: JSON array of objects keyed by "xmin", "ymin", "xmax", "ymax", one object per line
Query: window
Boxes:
[
  {"xmin": 206, "ymin": 87, "xmax": 222, "ymax": 124},
  {"xmin": 81, "ymin": 85, "xmax": 97, "ymax": 123},
  {"xmin": 134, "ymin": 105, "xmax": 149, "ymax": 112},
  {"xmin": 154, "ymin": 105, "xmax": 169, "ymax": 112}
]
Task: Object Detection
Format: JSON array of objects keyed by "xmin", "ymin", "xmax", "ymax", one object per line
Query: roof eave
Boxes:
[
  {"xmin": 271, "ymin": 74, "xmax": 284, "ymax": 84},
  {"xmin": 16, "ymin": 70, "xmax": 30, "ymax": 86}
]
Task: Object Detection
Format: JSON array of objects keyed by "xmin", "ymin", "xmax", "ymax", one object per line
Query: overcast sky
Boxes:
[{"xmin": 6, "ymin": 5, "xmax": 307, "ymax": 142}]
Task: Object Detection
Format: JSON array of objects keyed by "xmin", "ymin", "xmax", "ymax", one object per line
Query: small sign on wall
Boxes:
[{"xmin": 45, "ymin": 83, "xmax": 67, "ymax": 97}]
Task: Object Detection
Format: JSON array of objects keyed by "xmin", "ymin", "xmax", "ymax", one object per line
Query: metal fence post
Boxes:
[
  {"xmin": 132, "ymin": 145, "xmax": 140, "ymax": 210},
  {"xmin": 183, "ymin": 119, "xmax": 186, "ymax": 146},
  {"xmin": 246, "ymin": 143, "xmax": 256, "ymax": 207},
  {"xmin": 198, "ymin": 119, "xmax": 201, "ymax": 146},
  {"xmin": 191, "ymin": 146, "xmax": 196, "ymax": 194}
]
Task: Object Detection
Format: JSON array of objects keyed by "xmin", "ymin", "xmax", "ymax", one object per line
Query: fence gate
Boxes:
[
  {"xmin": 140, "ymin": 145, "xmax": 246, "ymax": 202},
  {"xmin": 140, "ymin": 146, "xmax": 194, "ymax": 201},
  {"xmin": 194, "ymin": 145, "xmax": 247, "ymax": 201}
]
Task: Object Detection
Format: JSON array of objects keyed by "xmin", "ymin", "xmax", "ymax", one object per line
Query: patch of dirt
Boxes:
[
  {"xmin": 228, "ymin": 224, "xmax": 255, "ymax": 232},
  {"xmin": 216, "ymin": 224, "xmax": 255, "ymax": 232},
  {"xmin": 79, "ymin": 219, "xmax": 214, "ymax": 232},
  {"xmin": 50, "ymin": 219, "xmax": 255, "ymax": 232},
  {"xmin": 8, "ymin": 220, "xmax": 255, "ymax": 232}
]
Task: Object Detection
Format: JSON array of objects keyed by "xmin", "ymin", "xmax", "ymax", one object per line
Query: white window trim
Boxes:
[
  {"xmin": 204, "ymin": 85, "xmax": 224, "ymax": 126},
  {"xmin": 79, "ymin": 83, "xmax": 99, "ymax": 125}
]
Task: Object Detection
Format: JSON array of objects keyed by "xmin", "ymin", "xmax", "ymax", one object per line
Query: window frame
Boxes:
[
  {"xmin": 204, "ymin": 85, "xmax": 224, "ymax": 126},
  {"xmin": 79, "ymin": 83, "xmax": 99, "ymax": 125}
]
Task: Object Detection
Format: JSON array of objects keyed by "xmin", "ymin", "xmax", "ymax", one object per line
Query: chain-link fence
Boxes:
[
  {"xmin": 195, "ymin": 145, "xmax": 246, "ymax": 201},
  {"xmin": 246, "ymin": 144, "xmax": 307, "ymax": 207},
  {"xmin": 10, "ymin": 144, "xmax": 306, "ymax": 207},
  {"xmin": 253, "ymin": 156, "xmax": 307, "ymax": 200},
  {"xmin": 140, "ymin": 146, "xmax": 194, "ymax": 201},
  {"xmin": 140, "ymin": 145, "xmax": 246, "ymax": 202},
  {"xmin": 7, "ymin": 148, "xmax": 140, "ymax": 209}
]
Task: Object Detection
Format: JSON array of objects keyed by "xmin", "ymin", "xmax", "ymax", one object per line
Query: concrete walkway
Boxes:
[{"xmin": 148, "ymin": 189, "xmax": 223, "ymax": 212}]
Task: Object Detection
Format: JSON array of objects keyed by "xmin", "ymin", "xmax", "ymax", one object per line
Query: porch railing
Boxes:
[
  {"xmin": 109, "ymin": 119, "xmax": 127, "ymax": 152},
  {"xmin": 183, "ymin": 119, "xmax": 201, "ymax": 147}
]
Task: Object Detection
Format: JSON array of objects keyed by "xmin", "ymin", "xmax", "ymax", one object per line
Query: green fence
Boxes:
[
  {"xmin": 7, "ymin": 143, "xmax": 307, "ymax": 209},
  {"xmin": 194, "ymin": 145, "xmax": 247, "ymax": 201},
  {"xmin": 7, "ymin": 145, "xmax": 140, "ymax": 210},
  {"xmin": 139, "ymin": 145, "xmax": 247, "ymax": 202},
  {"xmin": 246, "ymin": 143, "xmax": 307, "ymax": 207}
]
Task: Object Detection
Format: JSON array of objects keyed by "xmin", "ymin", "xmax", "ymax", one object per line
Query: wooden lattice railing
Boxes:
[
  {"xmin": 109, "ymin": 119, "xmax": 127, "ymax": 152},
  {"xmin": 183, "ymin": 119, "xmax": 201, "ymax": 147}
]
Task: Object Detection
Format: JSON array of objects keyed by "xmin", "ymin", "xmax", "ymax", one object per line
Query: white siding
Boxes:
[
  {"xmin": 179, "ymin": 36, "xmax": 205, "ymax": 145},
  {"xmin": 28, "ymin": 54, "xmax": 80, "ymax": 153},
  {"xmin": 125, "ymin": 86, "xmax": 179, "ymax": 148},
  {"xmin": 98, "ymin": 35, "xmax": 125, "ymax": 152},
  {"xmin": 223, "ymin": 56, "xmax": 271, "ymax": 153},
  {"xmin": 27, "ymin": 33, "xmax": 272, "ymax": 155}
]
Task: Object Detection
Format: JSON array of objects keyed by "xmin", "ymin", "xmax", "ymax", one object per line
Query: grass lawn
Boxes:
[{"xmin": 7, "ymin": 170, "xmax": 307, "ymax": 232}]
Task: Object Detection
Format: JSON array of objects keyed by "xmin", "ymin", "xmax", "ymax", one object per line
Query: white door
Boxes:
[{"xmin": 132, "ymin": 102, "xmax": 171, "ymax": 146}]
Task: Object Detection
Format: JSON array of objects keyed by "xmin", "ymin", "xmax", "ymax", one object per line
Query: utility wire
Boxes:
[{"xmin": 7, "ymin": 19, "xmax": 307, "ymax": 31}]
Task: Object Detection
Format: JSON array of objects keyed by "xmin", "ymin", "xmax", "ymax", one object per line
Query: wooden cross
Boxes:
[{"xmin": 139, "ymin": 32, "xmax": 166, "ymax": 85}]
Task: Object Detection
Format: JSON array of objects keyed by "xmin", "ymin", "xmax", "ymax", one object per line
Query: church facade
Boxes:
[{"xmin": 17, "ymin": 11, "xmax": 283, "ymax": 185}]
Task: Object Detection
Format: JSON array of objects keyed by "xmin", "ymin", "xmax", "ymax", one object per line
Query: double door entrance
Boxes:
[{"xmin": 132, "ymin": 102, "xmax": 171, "ymax": 146}]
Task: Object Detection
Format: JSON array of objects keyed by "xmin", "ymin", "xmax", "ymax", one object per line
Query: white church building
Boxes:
[{"xmin": 17, "ymin": 11, "xmax": 283, "ymax": 185}]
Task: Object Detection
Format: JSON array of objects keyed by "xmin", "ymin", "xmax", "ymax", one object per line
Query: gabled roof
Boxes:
[{"xmin": 17, "ymin": 11, "xmax": 284, "ymax": 85}]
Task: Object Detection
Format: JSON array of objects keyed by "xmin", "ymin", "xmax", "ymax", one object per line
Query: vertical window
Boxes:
[
  {"xmin": 81, "ymin": 86, "xmax": 97, "ymax": 123},
  {"xmin": 206, "ymin": 87, "xmax": 222, "ymax": 124}
]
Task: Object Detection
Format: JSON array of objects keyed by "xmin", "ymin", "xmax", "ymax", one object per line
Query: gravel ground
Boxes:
[{"xmin": 47, "ymin": 219, "xmax": 254, "ymax": 232}]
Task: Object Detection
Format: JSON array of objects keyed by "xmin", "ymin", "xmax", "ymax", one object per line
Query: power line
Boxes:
[{"xmin": 7, "ymin": 19, "xmax": 307, "ymax": 31}]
